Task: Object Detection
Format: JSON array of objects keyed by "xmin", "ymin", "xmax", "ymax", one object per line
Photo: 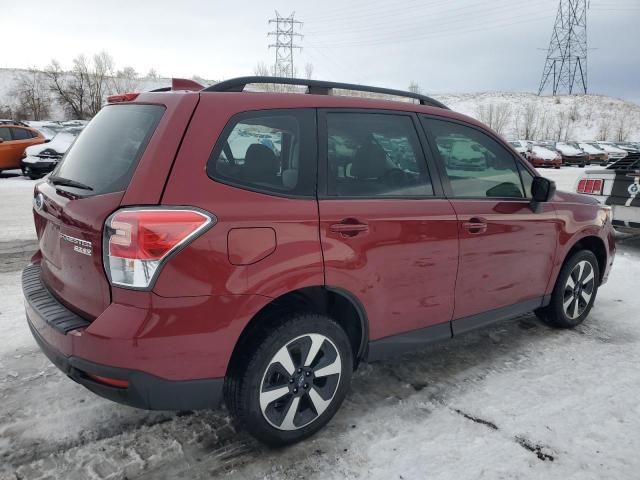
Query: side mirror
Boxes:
[
  {"xmin": 530, "ymin": 176, "xmax": 556, "ymax": 213},
  {"xmin": 44, "ymin": 138, "xmax": 51, "ymax": 143},
  {"xmin": 0, "ymin": 138, "xmax": 4, "ymax": 143}
]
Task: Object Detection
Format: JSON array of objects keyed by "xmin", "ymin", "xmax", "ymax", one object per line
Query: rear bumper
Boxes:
[
  {"xmin": 23, "ymin": 264, "xmax": 224, "ymax": 411},
  {"xmin": 28, "ymin": 319, "xmax": 224, "ymax": 410}
]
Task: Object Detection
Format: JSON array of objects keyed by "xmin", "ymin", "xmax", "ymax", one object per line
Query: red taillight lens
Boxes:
[
  {"xmin": 577, "ymin": 178, "xmax": 603, "ymax": 195},
  {"xmin": 104, "ymin": 208, "xmax": 214, "ymax": 288}
]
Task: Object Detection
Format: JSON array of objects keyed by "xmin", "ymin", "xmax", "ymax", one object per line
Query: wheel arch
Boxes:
[
  {"xmin": 226, "ymin": 286, "xmax": 369, "ymax": 377},
  {"xmin": 561, "ymin": 234, "xmax": 607, "ymax": 284}
]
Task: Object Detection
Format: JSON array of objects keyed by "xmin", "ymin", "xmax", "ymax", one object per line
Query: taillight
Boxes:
[
  {"xmin": 577, "ymin": 178, "xmax": 604, "ymax": 195},
  {"xmin": 104, "ymin": 208, "xmax": 214, "ymax": 289}
]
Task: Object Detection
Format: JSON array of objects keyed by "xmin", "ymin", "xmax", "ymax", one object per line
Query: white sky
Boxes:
[{"xmin": 2, "ymin": 0, "xmax": 639, "ymax": 102}]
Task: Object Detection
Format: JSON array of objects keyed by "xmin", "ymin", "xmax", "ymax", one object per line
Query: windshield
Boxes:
[{"xmin": 53, "ymin": 104, "xmax": 164, "ymax": 196}]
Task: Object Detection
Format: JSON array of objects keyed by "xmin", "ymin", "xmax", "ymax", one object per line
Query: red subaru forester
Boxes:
[{"xmin": 23, "ymin": 77, "xmax": 615, "ymax": 445}]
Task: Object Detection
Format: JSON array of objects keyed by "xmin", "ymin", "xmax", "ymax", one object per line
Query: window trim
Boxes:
[
  {"xmin": 206, "ymin": 108, "xmax": 318, "ymax": 200},
  {"xmin": 317, "ymin": 108, "xmax": 444, "ymax": 200},
  {"xmin": 419, "ymin": 114, "xmax": 535, "ymax": 202}
]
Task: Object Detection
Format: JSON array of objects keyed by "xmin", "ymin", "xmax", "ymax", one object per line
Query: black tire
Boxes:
[
  {"xmin": 535, "ymin": 250, "xmax": 599, "ymax": 328},
  {"xmin": 224, "ymin": 312, "xmax": 353, "ymax": 446},
  {"xmin": 554, "ymin": 166, "xmax": 561, "ymax": 169}
]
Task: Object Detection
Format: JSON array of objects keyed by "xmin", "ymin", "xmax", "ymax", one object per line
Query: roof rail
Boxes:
[{"xmin": 202, "ymin": 76, "xmax": 448, "ymax": 109}]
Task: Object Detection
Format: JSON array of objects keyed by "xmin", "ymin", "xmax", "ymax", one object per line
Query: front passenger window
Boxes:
[{"xmin": 423, "ymin": 117, "xmax": 525, "ymax": 199}]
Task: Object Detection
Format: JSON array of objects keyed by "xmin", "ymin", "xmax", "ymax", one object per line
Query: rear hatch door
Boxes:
[{"xmin": 34, "ymin": 95, "xmax": 198, "ymax": 319}]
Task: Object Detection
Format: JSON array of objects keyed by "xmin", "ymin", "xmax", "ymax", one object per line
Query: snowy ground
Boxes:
[{"xmin": 1, "ymin": 167, "xmax": 640, "ymax": 480}]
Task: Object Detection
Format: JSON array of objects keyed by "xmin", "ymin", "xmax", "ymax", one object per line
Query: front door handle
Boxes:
[
  {"xmin": 462, "ymin": 217, "xmax": 487, "ymax": 234},
  {"xmin": 330, "ymin": 219, "xmax": 369, "ymax": 237}
]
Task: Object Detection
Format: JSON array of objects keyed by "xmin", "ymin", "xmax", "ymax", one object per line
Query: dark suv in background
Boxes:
[{"xmin": 23, "ymin": 77, "xmax": 615, "ymax": 445}]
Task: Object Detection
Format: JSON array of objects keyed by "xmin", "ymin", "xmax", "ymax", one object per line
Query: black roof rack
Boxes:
[{"xmin": 202, "ymin": 76, "xmax": 448, "ymax": 109}]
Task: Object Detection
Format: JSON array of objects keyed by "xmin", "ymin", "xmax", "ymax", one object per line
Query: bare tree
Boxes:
[
  {"xmin": 112, "ymin": 66, "xmax": 139, "ymax": 93},
  {"xmin": 613, "ymin": 108, "xmax": 631, "ymax": 142},
  {"xmin": 553, "ymin": 111, "xmax": 573, "ymax": 141},
  {"xmin": 597, "ymin": 114, "xmax": 611, "ymax": 141},
  {"xmin": 304, "ymin": 63, "xmax": 314, "ymax": 80},
  {"xmin": 146, "ymin": 68, "xmax": 159, "ymax": 79},
  {"xmin": 477, "ymin": 103, "xmax": 512, "ymax": 135},
  {"xmin": 12, "ymin": 69, "xmax": 51, "ymax": 120},
  {"xmin": 44, "ymin": 51, "xmax": 117, "ymax": 119},
  {"xmin": 515, "ymin": 103, "xmax": 541, "ymax": 140}
]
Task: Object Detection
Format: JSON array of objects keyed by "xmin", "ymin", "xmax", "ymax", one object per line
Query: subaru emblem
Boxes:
[{"xmin": 34, "ymin": 193, "xmax": 44, "ymax": 211}]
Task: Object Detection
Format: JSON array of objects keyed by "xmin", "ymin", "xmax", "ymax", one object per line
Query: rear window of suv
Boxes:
[{"xmin": 53, "ymin": 104, "xmax": 164, "ymax": 196}]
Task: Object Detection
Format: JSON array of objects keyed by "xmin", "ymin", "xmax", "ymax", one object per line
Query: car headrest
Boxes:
[
  {"xmin": 350, "ymin": 142, "xmax": 388, "ymax": 179},
  {"xmin": 244, "ymin": 144, "xmax": 278, "ymax": 181}
]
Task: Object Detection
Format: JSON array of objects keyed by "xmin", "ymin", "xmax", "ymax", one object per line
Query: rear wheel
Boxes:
[
  {"xmin": 535, "ymin": 250, "xmax": 599, "ymax": 328},
  {"xmin": 224, "ymin": 313, "xmax": 353, "ymax": 446}
]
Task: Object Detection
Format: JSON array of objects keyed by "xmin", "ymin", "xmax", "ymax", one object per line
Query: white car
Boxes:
[
  {"xmin": 21, "ymin": 127, "xmax": 83, "ymax": 179},
  {"xmin": 595, "ymin": 141, "xmax": 628, "ymax": 161},
  {"xmin": 508, "ymin": 140, "xmax": 529, "ymax": 157}
]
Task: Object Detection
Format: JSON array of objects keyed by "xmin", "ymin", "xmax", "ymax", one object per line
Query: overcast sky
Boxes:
[{"xmin": 2, "ymin": 0, "xmax": 639, "ymax": 102}]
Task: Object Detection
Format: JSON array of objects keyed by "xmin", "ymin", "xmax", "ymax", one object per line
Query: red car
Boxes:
[{"xmin": 23, "ymin": 77, "xmax": 615, "ymax": 445}]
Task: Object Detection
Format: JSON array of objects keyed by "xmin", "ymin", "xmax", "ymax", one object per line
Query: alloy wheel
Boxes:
[
  {"xmin": 259, "ymin": 333, "xmax": 342, "ymax": 431},
  {"xmin": 562, "ymin": 260, "xmax": 596, "ymax": 320}
]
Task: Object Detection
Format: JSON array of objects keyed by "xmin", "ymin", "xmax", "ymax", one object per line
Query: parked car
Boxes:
[
  {"xmin": 595, "ymin": 141, "xmax": 628, "ymax": 161},
  {"xmin": 613, "ymin": 142, "xmax": 640, "ymax": 154},
  {"xmin": 21, "ymin": 126, "xmax": 84, "ymax": 179},
  {"xmin": 578, "ymin": 142, "xmax": 609, "ymax": 166},
  {"xmin": 508, "ymin": 140, "xmax": 529, "ymax": 157},
  {"xmin": 0, "ymin": 124, "xmax": 46, "ymax": 173},
  {"xmin": 554, "ymin": 142, "xmax": 590, "ymax": 167},
  {"xmin": 23, "ymin": 77, "xmax": 615, "ymax": 446},
  {"xmin": 437, "ymin": 135, "xmax": 489, "ymax": 170},
  {"xmin": 576, "ymin": 151, "xmax": 640, "ymax": 232},
  {"xmin": 526, "ymin": 143, "xmax": 562, "ymax": 168},
  {"xmin": 0, "ymin": 119, "xmax": 29, "ymax": 127}
]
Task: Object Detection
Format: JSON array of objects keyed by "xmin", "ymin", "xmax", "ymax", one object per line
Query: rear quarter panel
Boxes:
[{"xmin": 155, "ymin": 94, "xmax": 324, "ymax": 299}]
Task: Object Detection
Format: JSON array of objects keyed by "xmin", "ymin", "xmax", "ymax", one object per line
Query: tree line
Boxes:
[{"xmin": 1, "ymin": 52, "xmax": 160, "ymax": 121}]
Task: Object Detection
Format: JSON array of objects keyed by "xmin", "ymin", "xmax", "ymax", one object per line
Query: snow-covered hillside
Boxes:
[
  {"xmin": 1, "ymin": 68, "xmax": 638, "ymax": 141},
  {"xmin": 435, "ymin": 91, "xmax": 640, "ymax": 142}
]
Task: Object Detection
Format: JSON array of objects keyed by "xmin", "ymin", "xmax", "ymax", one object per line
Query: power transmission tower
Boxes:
[
  {"xmin": 268, "ymin": 11, "xmax": 303, "ymax": 78},
  {"xmin": 538, "ymin": 0, "xmax": 588, "ymax": 95}
]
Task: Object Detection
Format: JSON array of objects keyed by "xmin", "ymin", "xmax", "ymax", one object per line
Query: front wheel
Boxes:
[
  {"xmin": 535, "ymin": 250, "xmax": 599, "ymax": 328},
  {"xmin": 224, "ymin": 313, "xmax": 353, "ymax": 446}
]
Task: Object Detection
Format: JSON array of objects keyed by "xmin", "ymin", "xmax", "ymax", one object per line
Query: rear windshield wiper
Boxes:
[{"xmin": 48, "ymin": 175, "xmax": 94, "ymax": 191}]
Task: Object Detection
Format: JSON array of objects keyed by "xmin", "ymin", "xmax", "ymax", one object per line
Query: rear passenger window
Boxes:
[
  {"xmin": 11, "ymin": 128, "xmax": 31, "ymax": 140},
  {"xmin": 0, "ymin": 127, "xmax": 12, "ymax": 141},
  {"xmin": 207, "ymin": 110, "xmax": 316, "ymax": 196},
  {"xmin": 326, "ymin": 113, "xmax": 433, "ymax": 197}
]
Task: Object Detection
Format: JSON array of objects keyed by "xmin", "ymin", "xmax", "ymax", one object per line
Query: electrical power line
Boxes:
[
  {"xmin": 305, "ymin": 11, "xmax": 554, "ymax": 48},
  {"xmin": 268, "ymin": 11, "xmax": 303, "ymax": 78},
  {"xmin": 538, "ymin": 0, "xmax": 589, "ymax": 95}
]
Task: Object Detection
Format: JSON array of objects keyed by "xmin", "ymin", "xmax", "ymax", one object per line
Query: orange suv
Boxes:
[{"xmin": 0, "ymin": 122, "xmax": 46, "ymax": 173}]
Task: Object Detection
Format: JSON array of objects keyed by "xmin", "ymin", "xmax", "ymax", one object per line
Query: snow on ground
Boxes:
[
  {"xmin": 1, "ymin": 168, "xmax": 640, "ymax": 479},
  {"xmin": 0, "ymin": 172, "xmax": 37, "ymax": 242}
]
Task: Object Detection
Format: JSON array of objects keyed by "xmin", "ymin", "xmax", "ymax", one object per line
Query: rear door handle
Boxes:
[
  {"xmin": 330, "ymin": 219, "xmax": 369, "ymax": 237},
  {"xmin": 462, "ymin": 217, "xmax": 487, "ymax": 234}
]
